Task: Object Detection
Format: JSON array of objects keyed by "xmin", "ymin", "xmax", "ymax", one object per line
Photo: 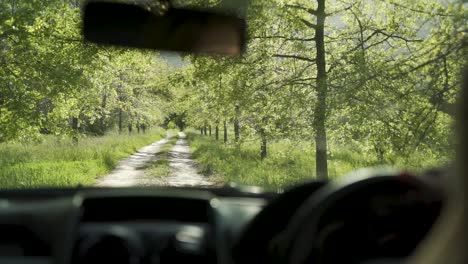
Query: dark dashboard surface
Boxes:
[
  {"xmin": 0, "ymin": 187, "xmax": 271, "ymax": 264},
  {"xmin": 0, "ymin": 174, "xmax": 443, "ymax": 264}
]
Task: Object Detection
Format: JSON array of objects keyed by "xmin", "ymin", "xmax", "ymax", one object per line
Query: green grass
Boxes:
[
  {"xmin": 186, "ymin": 130, "xmax": 448, "ymax": 191},
  {"xmin": 144, "ymin": 135, "xmax": 178, "ymax": 178},
  {"xmin": 0, "ymin": 129, "xmax": 167, "ymax": 188},
  {"xmin": 187, "ymin": 131, "xmax": 316, "ymax": 190}
]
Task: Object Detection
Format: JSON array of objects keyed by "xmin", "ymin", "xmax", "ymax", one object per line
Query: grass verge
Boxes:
[
  {"xmin": 187, "ymin": 132, "xmax": 315, "ymax": 190},
  {"xmin": 0, "ymin": 129, "xmax": 167, "ymax": 188},
  {"xmin": 186, "ymin": 130, "xmax": 447, "ymax": 191}
]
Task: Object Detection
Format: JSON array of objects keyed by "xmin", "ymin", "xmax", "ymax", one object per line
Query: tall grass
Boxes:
[
  {"xmin": 186, "ymin": 130, "xmax": 448, "ymax": 190},
  {"xmin": 187, "ymin": 132, "xmax": 316, "ymax": 190},
  {"xmin": 0, "ymin": 129, "xmax": 167, "ymax": 188}
]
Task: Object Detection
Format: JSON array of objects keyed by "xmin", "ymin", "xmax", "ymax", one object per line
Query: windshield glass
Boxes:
[{"xmin": 0, "ymin": 0, "xmax": 465, "ymax": 190}]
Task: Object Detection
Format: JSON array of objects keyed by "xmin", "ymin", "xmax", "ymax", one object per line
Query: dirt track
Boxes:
[
  {"xmin": 95, "ymin": 132, "xmax": 173, "ymax": 187},
  {"xmin": 96, "ymin": 131, "xmax": 215, "ymax": 187},
  {"xmin": 164, "ymin": 132, "xmax": 215, "ymax": 187}
]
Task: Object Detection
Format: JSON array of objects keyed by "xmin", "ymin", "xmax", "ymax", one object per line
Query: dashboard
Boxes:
[
  {"xmin": 0, "ymin": 171, "xmax": 443, "ymax": 264},
  {"xmin": 0, "ymin": 187, "xmax": 269, "ymax": 264}
]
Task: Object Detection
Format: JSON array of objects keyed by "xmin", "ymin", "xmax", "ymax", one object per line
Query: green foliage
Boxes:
[
  {"xmin": 0, "ymin": 0, "xmax": 465, "ymax": 187},
  {"xmin": 187, "ymin": 130, "xmax": 446, "ymax": 190},
  {"xmin": 0, "ymin": 0, "xmax": 174, "ymax": 141},
  {"xmin": 174, "ymin": 0, "xmax": 464, "ymax": 177},
  {"xmin": 0, "ymin": 129, "xmax": 166, "ymax": 188}
]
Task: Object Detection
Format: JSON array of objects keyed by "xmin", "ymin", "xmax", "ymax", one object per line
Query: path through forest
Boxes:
[
  {"xmin": 164, "ymin": 132, "xmax": 215, "ymax": 187},
  {"xmin": 96, "ymin": 131, "xmax": 215, "ymax": 187}
]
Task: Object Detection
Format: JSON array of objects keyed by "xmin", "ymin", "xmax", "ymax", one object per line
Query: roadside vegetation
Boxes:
[
  {"xmin": 144, "ymin": 134, "xmax": 179, "ymax": 179},
  {"xmin": 187, "ymin": 131, "xmax": 313, "ymax": 190},
  {"xmin": 0, "ymin": 0, "xmax": 463, "ymax": 188},
  {"xmin": 0, "ymin": 129, "xmax": 166, "ymax": 188},
  {"xmin": 187, "ymin": 130, "xmax": 448, "ymax": 190},
  {"xmin": 175, "ymin": 0, "xmax": 463, "ymax": 181}
]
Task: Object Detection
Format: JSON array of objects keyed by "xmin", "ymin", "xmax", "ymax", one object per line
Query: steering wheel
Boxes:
[
  {"xmin": 232, "ymin": 180, "xmax": 327, "ymax": 264},
  {"xmin": 277, "ymin": 168, "xmax": 442, "ymax": 264}
]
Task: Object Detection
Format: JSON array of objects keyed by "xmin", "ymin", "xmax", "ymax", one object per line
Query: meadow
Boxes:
[
  {"xmin": 186, "ymin": 130, "xmax": 448, "ymax": 191},
  {"xmin": 0, "ymin": 129, "xmax": 166, "ymax": 188},
  {"xmin": 0, "ymin": 127, "xmax": 449, "ymax": 190}
]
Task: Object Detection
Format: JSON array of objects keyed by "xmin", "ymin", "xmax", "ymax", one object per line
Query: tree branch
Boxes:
[
  {"xmin": 373, "ymin": 29, "xmax": 423, "ymax": 43},
  {"xmin": 346, "ymin": 28, "xmax": 422, "ymax": 53},
  {"xmin": 326, "ymin": 4, "xmax": 355, "ymax": 16},
  {"xmin": 285, "ymin": 4, "xmax": 317, "ymax": 16},
  {"xmin": 252, "ymin": 35, "xmax": 316, "ymax": 42},
  {"xmin": 300, "ymin": 18, "xmax": 317, "ymax": 29},
  {"xmin": 384, "ymin": 0, "xmax": 459, "ymax": 18},
  {"xmin": 273, "ymin": 54, "xmax": 317, "ymax": 63}
]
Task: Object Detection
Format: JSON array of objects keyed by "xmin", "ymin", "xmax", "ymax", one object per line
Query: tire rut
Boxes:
[
  {"xmin": 95, "ymin": 132, "xmax": 173, "ymax": 187},
  {"xmin": 95, "ymin": 131, "xmax": 215, "ymax": 188},
  {"xmin": 164, "ymin": 132, "xmax": 216, "ymax": 187}
]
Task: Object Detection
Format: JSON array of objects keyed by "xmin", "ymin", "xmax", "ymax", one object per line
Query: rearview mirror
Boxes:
[{"xmin": 83, "ymin": 1, "xmax": 246, "ymax": 56}]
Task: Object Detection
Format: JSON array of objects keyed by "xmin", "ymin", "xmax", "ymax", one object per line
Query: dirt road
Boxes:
[
  {"xmin": 164, "ymin": 132, "xmax": 215, "ymax": 187},
  {"xmin": 95, "ymin": 132, "xmax": 173, "ymax": 187},
  {"xmin": 96, "ymin": 131, "xmax": 215, "ymax": 187}
]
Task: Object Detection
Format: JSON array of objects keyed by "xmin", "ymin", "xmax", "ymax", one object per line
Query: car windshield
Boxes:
[{"xmin": 0, "ymin": 0, "xmax": 465, "ymax": 190}]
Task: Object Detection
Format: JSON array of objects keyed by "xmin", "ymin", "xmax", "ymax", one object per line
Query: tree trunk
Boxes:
[
  {"xmin": 209, "ymin": 126, "xmax": 212, "ymax": 136},
  {"xmin": 71, "ymin": 117, "xmax": 79, "ymax": 143},
  {"xmin": 137, "ymin": 124, "xmax": 141, "ymax": 134},
  {"xmin": 204, "ymin": 126, "xmax": 207, "ymax": 136},
  {"xmin": 128, "ymin": 123, "xmax": 133, "ymax": 134},
  {"xmin": 118, "ymin": 109, "xmax": 123, "ymax": 134},
  {"xmin": 260, "ymin": 129, "xmax": 267, "ymax": 160},
  {"xmin": 0, "ymin": 93, "xmax": 3, "ymax": 123},
  {"xmin": 200, "ymin": 128, "xmax": 203, "ymax": 135},
  {"xmin": 234, "ymin": 121, "xmax": 240, "ymax": 142},
  {"xmin": 234, "ymin": 105, "xmax": 240, "ymax": 142},
  {"xmin": 99, "ymin": 92, "xmax": 107, "ymax": 135},
  {"xmin": 215, "ymin": 125, "xmax": 219, "ymax": 141},
  {"xmin": 71, "ymin": 117, "xmax": 78, "ymax": 131},
  {"xmin": 223, "ymin": 120, "xmax": 228, "ymax": 144},
  {"xmin": 314, "ymin": 0, "xmax": 329, "ymax": 180}
]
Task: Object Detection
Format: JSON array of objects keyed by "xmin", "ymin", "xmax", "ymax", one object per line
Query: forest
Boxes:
[{"xmin": 0, "ymin": 0, "xmax": 466, "ymax": 188}]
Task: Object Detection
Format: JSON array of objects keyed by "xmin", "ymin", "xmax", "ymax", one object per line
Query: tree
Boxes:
[{"xmin": 0, "ymin": 0, "xmax": 173, "ymax": 142}]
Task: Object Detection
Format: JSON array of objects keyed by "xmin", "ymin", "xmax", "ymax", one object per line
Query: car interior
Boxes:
[{"xmin": 0, "ymin": 1, "xmax": 467, "ymax": 264}]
